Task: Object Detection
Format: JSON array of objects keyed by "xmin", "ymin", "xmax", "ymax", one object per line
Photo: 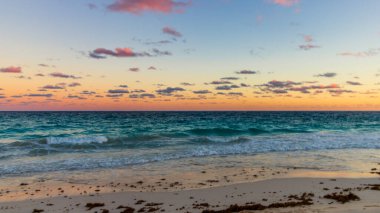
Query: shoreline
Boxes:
[
  {"xmin": 1, "ymin": 177, "xmax": 380, "ymax": 213},
  {"xmin": 1, "ymin": 164, "xmax": 380, "ymax": 213}
]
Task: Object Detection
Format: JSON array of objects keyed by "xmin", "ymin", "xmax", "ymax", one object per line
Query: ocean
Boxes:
[{"xmin": 1, "ymin": 111, "xmax": 380, "ymax": 178}]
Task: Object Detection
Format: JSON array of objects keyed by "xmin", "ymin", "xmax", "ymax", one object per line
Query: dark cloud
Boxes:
[
  {"xmin": 261, "ymin": 80, "xmax": 301, "ymax": 88},
  {"xmin": 152, "ymin": 48, "xmax": 172, "ymax": 56},
  {"xmin": 299, "ymin": 44, "xmax": 320, "ymax": 50},
  {"xmin": 180, "ymin": 82, "xmax": 195, "ymax": 86},
  {"xmin": 193, "ymin": 90, "xmax": 212, "ymax": 94},
  {"xmin": 68, "ymin": 82, "xmax": 81, "ymax": 87},
  {"xmin": 131, "ymin": 89, "xmax": 146, "ymax": 93},
  {"xmin": 129, "ymin": 93, "xmax": 156, "ymax": 99},
  {"xmin": 80, "ymin": 90, "xmax": 96, "ymax": 95},
  {"xmin": 215, "ymin": 85, "xmax": 240, "ymax": 90},
  {"xmin": 346, "ymin": 81, "xmax": 362, "ymax": 86},
  {"xmin": 328, "ymin": 89, "xmax": 355, "ymax": 95},
  {"xmin": 41, "ymin": 84, "xmax": 65, "ymax": 90},
  {"xmin": 129, "ymin": 67, "xmax": 140, "ymax": 72},
  {"xmin": 221, "ymin": 77, "xmax": 239, "ymax": 80},
  {"xmin": 106, "ymin": 94, "xmax": 123, "ymax": 98},
  {"xmin": 240, "ymin": 83, "xmax": 250, "ymax": 87},
  {"xmin": 50, "ymin": 72, "xmax": 81, "ymax": 79},
  {"xmin": 208, "ymin": 80, "xmax": 232, "ymax": 85},
  {"xmin": 272, "ymin": 89, "xmax": 288, "ymax": 94},
  {"xmin": 119, "ymin": 85, "xmax": 129, "ymax": 88},
  {"xmin": 67, "ymin": 95, "xmax": 86, "ymax": 100},
  {"xmin": 108, "ymin": 89, "xmax": 129, "ymax": 94},
  {"xmin": 235, "ymin": 70, "xmax": 257, "ymax": 75},
  {"xmin": 25, "ymin": 93, "xmax": 53, "ymax": 97},
  {"xmin": 148, "ymin": 66, "xmax": 157, "ymax": 70},
  {"xmin": 315, "ymin": 72, "xmax": 337, "ymax": 78},
  {"xmin": 156, "ymin": 87, "xmax": 185, "ymax": 95}
]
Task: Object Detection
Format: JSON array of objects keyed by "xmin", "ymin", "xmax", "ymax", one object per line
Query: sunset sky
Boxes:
[{"xmin": 1, "ymin": 0, "xmax": 380, "ymax": 110}]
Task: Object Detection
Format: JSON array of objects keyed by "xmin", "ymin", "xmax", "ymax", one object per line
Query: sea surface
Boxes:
[{"xmin": 1, "ymin": 111, "xmax": 380, "ymax": 178}]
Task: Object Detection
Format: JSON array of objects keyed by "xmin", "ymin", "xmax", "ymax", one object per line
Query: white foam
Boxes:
[{"xmin": 47, "ymin": 136, "xmax": 108, "ymax": 145}]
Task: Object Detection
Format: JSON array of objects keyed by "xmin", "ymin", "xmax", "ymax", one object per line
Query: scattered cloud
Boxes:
[
  {"xmin": 338, "ymin": 48, "xmax": 380, "ymax": 57},
  {"xmin": 162, "ymin": 26, "xmax": 182, "ymax": 37},
  {"xmin": 299, "ymin": 44, "xmax": 320, "ymax": 50},
  {"xmin": 299, "ymin": 34, "xmax": 320, "ymax": 50},
  {"xmin": 107, "ymin": 0, "xmax": 190, "ymax": 14}
]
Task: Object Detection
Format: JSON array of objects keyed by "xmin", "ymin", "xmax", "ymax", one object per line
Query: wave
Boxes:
[
  {"xmin": 188, "ymin": 127, "xmax": 312, "ymax": 136},
  {"xmin": 2, "ymin": 131, "xmax": 380, "ymax": 175},
  {"xmin": 46, "ymin": 136, "xmax": 108, "ymax": 144}
]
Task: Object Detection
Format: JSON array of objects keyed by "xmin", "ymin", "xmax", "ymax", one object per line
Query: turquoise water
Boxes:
[{"xmin": 1, "ymin": 111, "xmax": 380, "ymax": 176}]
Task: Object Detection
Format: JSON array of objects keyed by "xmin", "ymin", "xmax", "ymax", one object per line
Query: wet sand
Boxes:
[{"xmin": 1, "ymin": 165, "xmax": 380, "ymax": 213}]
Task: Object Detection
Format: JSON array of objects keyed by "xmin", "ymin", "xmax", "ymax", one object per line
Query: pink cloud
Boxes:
[
  {"xmin": 271, "ymin": 0, "xmax": 299, "ymax": 7},
  {"xmin": 0, "ymin": 66, "xmax": 22, "ymax": 73},
  {"xmin": 107, "ymin": 0, "xmax": 190, "ymax": 14},
  {"xmin": 162, "ymin": 26, "xmax": 182, "ymax": 37},
  {"xmin": 94, "ymin": 48, "xmax": 137, "ymax": 57},
  {"xmin": 89, "ymin": 47, "xmax": 171, "ymax": 59},
  {"xmin": 90, "ymin": 47, "xmax": 153, "ymax": 58},
  {"xmin": 303, "ymin": 35, "xmax": 313, "ymax": 43}
]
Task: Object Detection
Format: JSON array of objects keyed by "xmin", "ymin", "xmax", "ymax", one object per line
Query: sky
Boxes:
[{"xmin": 1, "ymin": 0, "xmax": 380, "ymax": 111}]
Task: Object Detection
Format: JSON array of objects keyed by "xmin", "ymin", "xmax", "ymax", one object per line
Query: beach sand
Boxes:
[{"xmin": 1, "ymin": 166, "xmax": 380, "ymax": 213}]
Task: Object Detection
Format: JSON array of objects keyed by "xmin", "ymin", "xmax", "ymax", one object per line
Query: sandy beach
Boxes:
[{"xmin": 1, "ymin": 165, "xmax": 380, "ymax": 213}]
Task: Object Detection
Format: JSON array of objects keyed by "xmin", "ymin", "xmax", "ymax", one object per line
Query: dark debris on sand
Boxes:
[
  {"xmin": 85, "ymin": 202, "xmax": 105, "ymax": 210},
  {"xmin": 117, "ymin": 205, "xmax": 135, "ymax": 213},
  {"xmin": 202, "ymin": 193, "xmax": 314, "ymax": 213},
  {"xmin": 323, "ymin": 192, "xmax": 360, "ymax": 204}
]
